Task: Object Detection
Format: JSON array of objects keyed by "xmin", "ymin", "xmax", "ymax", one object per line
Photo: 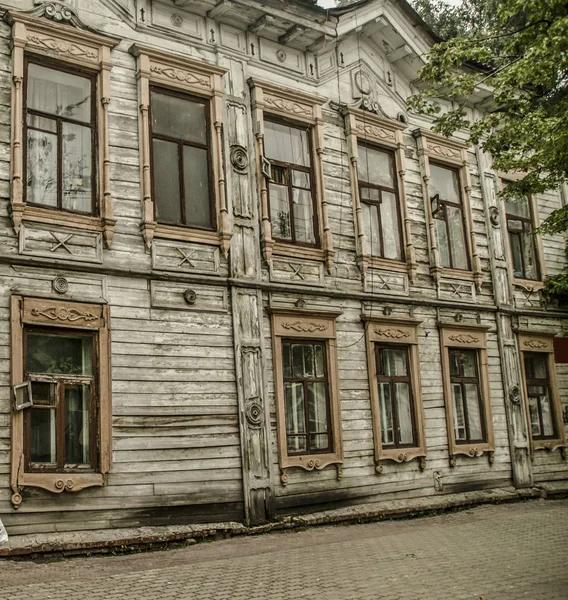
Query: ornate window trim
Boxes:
[
  {"xmin": 517, "ymin": 332, "xmax": 566, "ymax": 452},
  {"xmin": 438, "ymin": 322, "xmax": 495, "ymax": 465},
  {"xmin": 345, "ymin": 108, "xmax": 417, "ymax": 283},
  {"xmin": 249, "ymin": 78, "xmax": 334, "ymax": 272},
  {"xmin": 4, "ymin": 7, "xmax": 120, "ymax": 247},
  {"xmin": 498, "ymin": 173, "xmax": 546, "ymax": 290},
  {"xmin": 362, "ymin": 316, "xmax": 426, "ymax": 471},
  {"xmin": 129, "ymin": 44, "xmax": 230, "ymax": 255},
  {"xmin": 268, "ymin": 307, "xmax": 343, "ymax": 484},
  {"xmin": 414, "ymin": 130, "xmax": 482, "ymax": 291},
  {"xmin": 10, "ymin": 296, "xmax": 112, "ymax": 508}
]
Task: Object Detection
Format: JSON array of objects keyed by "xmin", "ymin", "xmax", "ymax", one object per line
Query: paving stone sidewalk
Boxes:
[{"xmin": 0, "ymin": 499, "xmax": 566, "ymax": 600}]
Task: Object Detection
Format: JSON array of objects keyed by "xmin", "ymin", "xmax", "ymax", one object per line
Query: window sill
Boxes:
[
  {"xmin": 439, "ymin": 268, "xmax": 475, "ymax": 281},
  {"xmin": 273, "ymin": 242, "xmax": 325, "ymax": 263},
  {"xmin": 449, "ymin": 442, "xmax": 494, "ymax": 466},
  {"xmin": 12, "ymin": 472, "xmax": 106, "ymax": 507},
  {"xmin": 152, "ymin": 223, "xmax": 224, "ymax": 246},
  {"xmin": 367, "ymin": 257, "xmax": 408, "ymax": 273},
  {"xmin": 513, "ymin": 278, "xmax": 544, "ymax": 291},
  {"xmin": 280, "ymin": 452, "xmax": 343, "ymax": 485},
  {"xmin": 532, "ymin": 439, "xmax": 566, "ymax": 452},
  {"xmin": 21, "ymin": 206, "xmax": 105, "ymax": 231},
  {"xmin": 377, "ymin": 447, "xmax": 426, "ymax": 468}
]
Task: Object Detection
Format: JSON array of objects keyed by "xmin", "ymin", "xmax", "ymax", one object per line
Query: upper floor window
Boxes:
[
  {"xmin": 150, "ymin": 88, "xmax": 213, "ymax": 229},
  {"xmin": 25, "ymin": 60, "xmax": 96, "ymax": 215},
  {"xmin": 448, "ymin": 348, "xmax": 485, "ymax": 444},
  {"xmin": 524, "ymin": 352, "xmax": 555, "ymax": 439},
  {"xmin": 505, "ymin": 193, "xmax": 539, "ymax": 281},
  {"xmin": 264, "ymin": 119, "xmax": 317, "ymax": 246},
  {"xmin": 357, "ymin": 144, "xmax": 402, "ymax": 261},
  {"xmin": 430, "ymin": 163, "xmax": 469, "ymax": 271}
]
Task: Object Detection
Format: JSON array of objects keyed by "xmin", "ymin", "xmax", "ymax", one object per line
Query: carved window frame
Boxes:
[
  {"xmin": 345, "ymin": 108, "xmax": 416, "ymax": 283},
  {"xmin": 268, "ymin": 308, "xmax": 343, "ymax": 484},
  {"xmin": 129, "ymin": 44, "xmax": 230, "ymax": 256},
  {"xmin": 414, "ymin": 130, "xmax": 482, "ymax": 291},
  {"xmin": 10, "ymin": 296, "xmax": 112, "ymax": 508},
  {"xmin": 4, "ymin": 9, "xmax": 119, "ymax": 247},
  {"xmin": 518, "ymin": 332, "xmax": 566, "ymax": 452},
  {"xmin": 249, "ymin": 78, "xmax": 334, "ymax": 272},
  {"xmin": 363, "ymin": 316, "xmax": 426, "ymax": 471},
  {"xmin": 498, "ymin": 174, "xmax": 546, "ymax": 290},
  {"xmin": 438, "ymin": 323, "xmax": 494, "ymax": 464}
]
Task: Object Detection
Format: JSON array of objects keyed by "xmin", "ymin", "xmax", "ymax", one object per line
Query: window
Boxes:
[
  {"xmin": 357, "ymin": 144, "xmax": 403, "ymax": 261},
  {"xmin": 282, "ymin": 340, "xmax": 331, "ymax": 454},
  {"xmin": 10, "ymin": 297, "xmax": 112, "ymax": 508},
  {"xmin": 270, "ymin": 309, "xmax": 343, "ymax": 483},
  {"xmin": 439, "ymin": 324, "xmax": 494, "ymax": 464},
  {"xmin": 364, "ymin": 317, "xmax": 426, "ymax": 469},
  {"xmin": 25, "ymin": 60, "xmax": 96, "ymax": 215},
  {"xmin": 376, "ymin": 345, "xmax": 415, "ymax": 447},
  {"xmin": 130, "ymin": 44, "xmax": 229, "ymax": 253},
  {"xmin": 518, "ymin": 333, "xmax": 565, "ymax": 452},
  {"xmin": 24, "ymin": 330, "xmax": 97, "ymax": 471},
  {"xmin": 430, "ymin": 164, "xmax": 469, "ymax": 271},
  {"xmin": 5, "ymin": 7, "xmax": 118, "ymax": 245},
  {"xmin": 249, "ymin": 78, "xmax": 334, "ymax": 270},
  {"xmin": 150, "ymin": 88, "xmax": 213, "ymax": 229},
  {"xmin": 505, "ymin": 193, "xmax": 539, "ymax": 281},
  {"xmin": 448, "ymin": 349, "xmax": 485, "ymax": 444},
  {"xmin": 264, "ymin": 119, "xmax": 317, "ymax": 246}
]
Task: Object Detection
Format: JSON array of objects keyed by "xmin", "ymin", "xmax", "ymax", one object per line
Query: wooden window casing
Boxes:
[
  {"xmin": 4, "ymin": 9, "xmax": 119, "ymax": 246},
  {"xmin": 10, "ymin": 297, "xmax": 112, "ymax": 508},
  {"xmin": 249, "ymin": 78, "xmax": 334, "ymax": 271},
  {"xmin": 518, "ymin": 333, "xmax": 566, "ymax": 452},
  {"xmin": 264, "ymin": 117, "xmax": 319, "ymax": 247},
  {"xmin": 414, "ymin": 130, "xmax": 482, "ymax": 291},
  {"xmin": 364, "ymin": 316, "xmax": 426, "ymax": 470},
  {"xmin": 439, "ymin": 324, "xmax": 494, "ymax": 464},
  {"xmin": 344, "ymin": 108, "xmax": 417, "ymax": 282},
  {"xmin": 269, "ymin": 308, "xmax": 343, "ymax": 484},
  {"xmin": 130, "ymin": 44, "xmax": 230, "ymax": 255},
  {"xmin": 149, "ymin": 86, "xmax": 215, "ymax": 231}
]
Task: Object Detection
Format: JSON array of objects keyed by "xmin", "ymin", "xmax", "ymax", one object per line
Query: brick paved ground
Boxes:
[{"xmin": 0, "ymin": 499, "xmax": 567, "ymax": 600}]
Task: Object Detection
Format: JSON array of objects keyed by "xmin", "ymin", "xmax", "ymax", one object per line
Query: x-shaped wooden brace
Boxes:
[
  {"xmin": 376, "ymin": 273, "xmax": 393, "ymax": 291},
  {"xmin": 177, "ymin": 247, "xmax": 196, "ymax": 268},
  {"xmin": 50, "ymin": 232, "xmax": 74, "ymax": 254},
  {"xmin": 522, "ymin": 288, "xmax": 537, "ymax": 306},
  {"xmin": 289, "ymin": 263, "xmax": 305, "ymax": 281},
  {"xmin": 450, "ymin": 283, "xmax": 467, "ymax": 298}
]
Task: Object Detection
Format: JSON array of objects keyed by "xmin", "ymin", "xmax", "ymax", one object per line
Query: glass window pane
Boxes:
[
  {"xmin": 28, "ymin": 63, "xmax": 91, "ymax": 122},
  {"xmin": 287, "ymin": 435, "xmax": 306, "ymax": 454},
  {"xmin": 510, "ymin": 232, "xmax": 524, "ymax": 277},
  {"xmin": 435, "ymin": 218, "xmax": 451, "ymax": 268},
  {"xmin": 27, "ymin": 114, "xmax": 56, "ymax": 132},
  {"xmin": 357, "ymin": 145, "xmax": 394, "ymax": 187},
  {"xmin": 362, "ymin": 202, "xmax": 381, "ymax": 256},
  {"xmin": 293, "ymin": 188, "xmax": 316, "ymax": 244},
  {"xmin": 30, "ymin": 407, "xmax": 56, "ymax": 463},
  {"xmin": 447, "ymin": 205, "xmax": 468, "ymax": 270},
  {"xmin": 308, "ymin": 382, "xmax": 328, "ymax": 434},
  {"xmin": 521, "ymin": 231, "xmax": 538, "ymax": 280},
  {"xmin": 360, "ymin": 187, "xmax": 380, "ymax": 202},
  {"xmin": 153, "ymin": 139, "xmax": 181, "ymax": 223},
  {"xmin": 183, "ymin": 145, "xmax": 211, "ymax": 228},
  {"xmin": 452, "ymin": 383, "xmax": 466, "ymax": 440},
  {"xmin": 65, "ymin": 384, "xmax": 90, "ymax": 465},
  {"xmin": 292, "ymin": 170, "xmax": 310, "ymax": 188},
  {"xmin": 27, "ymin": 129, "xmax": 57, "ymax": 207},
  {"xmin": 380, "ymin": 191, "xmax": 402, "ymax": 261},
  {"xmin": 528, "ymin": 397, "xmax": 541, "ymax": 436},
  {"xmin": 284, "ymin": 382, "xmax": 305, "ymax": 434},
  {"xmin": 151, "ymin": 91, "xmax": 206, "ymax": 145},
  {"xmin": 461, "ymin": 351, "xmax": 476, "ymax": 378},
  {"xmin": 26, "ymin": 333, "xmax": 93, "ymax": 376},
  {"xmin": 380, "ymin": 348, "xmax": 408, "ymax": 377},
  {"xmin": 524, "ymin": 355, "xmax": 547, "ymax": 380},
  {"xmin": 540, "ymin": 394, "xmax": 554, "ymax": 437},
  {"xmin": 505, "ymin": 196, "xmax": 530, "ymax": 219},
  {"xmin": 379, "ymin": 382, "xmax": 394, "ymax": 445},
  {"xmin": 31, "ymin": 382, "xmax": 57, "ymax": 407},
  {"xmin": 465, "ymin": 383, "xmax": 483, "ymax": 440},
  {"xmin": 314, "ymin": 344, "xmax": 324, "ymax": 378},
  {"xmin": 62, "ymin": 123, "xmax": 93, "ymax": 213},
  {"xmin": 264, "ymin": 121, "xmax": 310, "ymax": 167},
  {"xmin": 395, "ymin": 382, "xmax": 414, "ymax": 445},
  {"xmin": 269, "ymin": 183, "xmax": 291, "ymax": 240},
  {"xmin": 283, "ymin": 343, "xmax": 292, "ymax": 378},
  {"xmin": 430, "ymin": 164, "xmax": 460, "ymax": 204},
  {"xmin": 310, "ymin": 434, "xmax": 329, "ymax": 451}
]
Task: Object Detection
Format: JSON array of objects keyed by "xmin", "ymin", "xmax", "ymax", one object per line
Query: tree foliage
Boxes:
[{"xmin": 408, "ymin": 0, "xmax": 568, "ymax": 302}]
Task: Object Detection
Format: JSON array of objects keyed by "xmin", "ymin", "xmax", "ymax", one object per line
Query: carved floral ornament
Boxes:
[
  {"xmin": 149, "ymin": 63, "xmax": 210, "ymax": 89},
  {"xmin": 374, "ymin": 327, "xmax": 411, "ymax": 339},
  {"xmin": 263, "ymin": 94, "xmax": 312, "ymax": 118},
  {"xmin": 448, "ymin": 333, "xmax": 480, "ymax": 344},
  {"xmin": 27, "ymin": 34, "xmax": 98, "ymax": 60},
  {"xmin": 281, "ymin": 321, "xmax": 328, "ymax": 333},
  {"xmin": 522, "ymin": 339, "xmax": 549, "ymax": 349},
  {"xmin": 354, "ymin": 121, "xmax": 396, "ymax": 143},
  {"xmin": 30, "ymin": 306, "xmax": 98, "ymax": 323},
  {"xmin": 427, "ymin": 142, "xmax": 461, "ymax": 160}
]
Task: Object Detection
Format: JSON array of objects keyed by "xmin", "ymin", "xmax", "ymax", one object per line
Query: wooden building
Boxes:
[{"xmin": 0, "ymin": 0, "xmax": 566, "ymax": 543}]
